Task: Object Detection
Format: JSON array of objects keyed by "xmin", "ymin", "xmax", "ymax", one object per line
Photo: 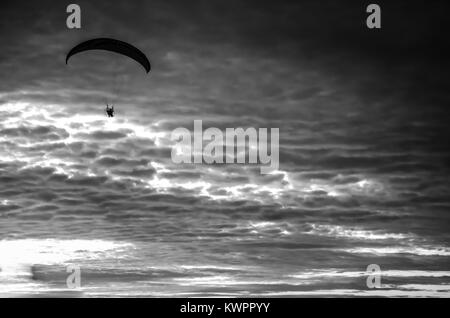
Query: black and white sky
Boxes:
[{"xmin": 0, "ymin": 0, "xmax": 449, "ymax": 297}]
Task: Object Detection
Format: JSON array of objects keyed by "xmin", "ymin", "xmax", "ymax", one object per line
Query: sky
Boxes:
[{"xmin": 0, "ymin": 0, "xmax": 449, "ymax": 296}]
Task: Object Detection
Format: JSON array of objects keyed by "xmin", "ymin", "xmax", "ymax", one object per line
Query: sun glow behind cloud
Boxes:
[
  {"xmin": 1, "ymin": 100, "xmax": 394, "ymax": 207},
  {"xmin": 2, "ymin": 100, "xmax": 387, "ymax": 206}
]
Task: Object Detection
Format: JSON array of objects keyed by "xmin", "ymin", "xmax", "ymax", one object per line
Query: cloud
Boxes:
[
  {"xmin": 77, "ymin": 130, "xmax": 130, "ymax": 140},
  {"xmin": 95, "ymin": 157, "xmax": 149, "ymax": 167},
  {"xmin": 0, "ymin": 125, "xmax": 69, "ymax": 141}
]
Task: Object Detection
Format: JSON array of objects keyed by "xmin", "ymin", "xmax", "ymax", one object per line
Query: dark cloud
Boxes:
[
  {"xmin": 78, "ymin": 130, "xmax": 130, "ymax": 140},
  {"xmin": 95, "ymin": 156, "xmax": 149, "ymax": 167},
  {"xmin": 114, "ymin": 167, "xmax": 156, "ymax": 178},
  {"xmin": 0, "ymin": 125, "xmax": 69, "ymax": 140}
]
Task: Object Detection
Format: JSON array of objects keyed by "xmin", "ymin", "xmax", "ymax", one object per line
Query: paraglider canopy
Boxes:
[{"xmin": 65, "ymin": 38, "xmax": 151, "ymax": 73}]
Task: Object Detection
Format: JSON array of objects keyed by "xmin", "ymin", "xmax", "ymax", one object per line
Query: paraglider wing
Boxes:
[{"xmin": 66, "ymin": 38, "xmax": 151, "ymax": 73}]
